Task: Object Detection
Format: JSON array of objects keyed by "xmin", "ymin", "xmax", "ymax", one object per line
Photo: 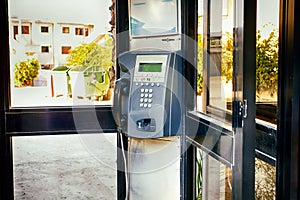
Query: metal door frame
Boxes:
[
  {"xmin": 185, "ymin": 0, "xmax": 300, "ymax": 199},
  {"xmin": 277, "ymin": 0, "xmax": 300, "ymax": 198},
  {"xmin": 2, "ymin": 0, "xmax": 299, "ymax": 199},
  {"xmin": 184, "ymin": 0, "xmax": 256, "ymax": 199}
]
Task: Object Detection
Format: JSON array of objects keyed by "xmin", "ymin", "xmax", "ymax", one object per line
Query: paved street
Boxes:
[{"xmin": 13, "ymin": 134, "xmax": 117, "ymax": 200}]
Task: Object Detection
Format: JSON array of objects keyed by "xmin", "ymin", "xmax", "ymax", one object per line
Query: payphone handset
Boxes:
[{"xmin": 114, "ymin": 51, "xmax": 182, "ymax": 138}]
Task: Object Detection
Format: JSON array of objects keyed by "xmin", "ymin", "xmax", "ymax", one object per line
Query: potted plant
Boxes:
[
  {"xmin": 66, "ymin": 34, "xmax": 114, "ymax": 101},
  {"xmin": 14, "ymin": 58, "xmax": 40, "ymax": 87},
  {"xmin": 51, "ymin": 65, "xmax": 71, "ymax": 97}
]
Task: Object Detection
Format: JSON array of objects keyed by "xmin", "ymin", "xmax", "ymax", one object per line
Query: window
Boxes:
[
  {"xmin": 13, "ymin": 26, "xmax": 18, "ymax": 39},
  {"xmin": 41, "ymin": 46, "xmax": 49, "ymax": 53},
  {"xmin": 62, "ymin": 27, "xmax": 70, "ymax": 34},
  {"xmin": 21, "ymin": 25, "xmax": 30, "ymax": 34},
  {"xmin": 75, "ymin": 27, "xmax": 84, "ymax": 36},
  {"xmin": 41, "ymin": 26, "xmax": 49, "ymax": 33},
  {"xmin": 61, "ymin": 46, "xmax": 71, "ymax": 54},
  {"xmin": 9, "ymin": 0, "xmax": 114, "ymax": 107}
]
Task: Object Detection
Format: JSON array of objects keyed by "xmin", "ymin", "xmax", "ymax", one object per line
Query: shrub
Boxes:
[
  {"xmin": 197, "ymin": 23, "xmax": 279, "ymax": 98},
  {"xmin": 14, "ymin": 58, "xmax": 40, "ymax": 87},
  {"xmin": 197, "ymin": 34, "xmax": 203, "ymax": 95},
  {"xmin": 222, "ymin": 32, "xmax": 233, "ymax": 83}
]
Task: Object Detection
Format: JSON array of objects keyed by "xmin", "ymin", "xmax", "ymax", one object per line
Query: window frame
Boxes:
[
  {"xmin": 62, "ymin": 26, "xmax": 70, "ymax": 34},
  {"xmin": 41, "ymin": 45, "xmax": 50, "ymax": 53},
  {"xmin": 21, "ymin": 25, "xmax": 30, "ymax": 34},
  {"xmin": 13, "ymin": 25, "xmax": 18, "ymax": 39},
  {"xmin": 61, "ymin": 46, "xmax": 71, "ymax": 54},
  {"xmin": 75, "ymin": 27, "xmax": 84, "ymax": 36},
  {"xmin": 40, "ymin": 26, "xmax": 49, "ymax": 33}
]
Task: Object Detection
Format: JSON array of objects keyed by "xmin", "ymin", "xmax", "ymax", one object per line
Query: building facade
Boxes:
[{"xmin": 10, "ymin": 17, "xmax": 94, "ymax": 69}]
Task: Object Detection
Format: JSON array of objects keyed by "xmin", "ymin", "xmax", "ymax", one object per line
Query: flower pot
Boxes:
[{"xmin": 68, "ymin": 66, "xmax": 110, "ymax": 100}]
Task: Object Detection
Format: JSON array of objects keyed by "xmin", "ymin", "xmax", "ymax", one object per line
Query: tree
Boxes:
[{"xmin": 256, "ymin": 24, "xmax": 279, "ymax": 98}]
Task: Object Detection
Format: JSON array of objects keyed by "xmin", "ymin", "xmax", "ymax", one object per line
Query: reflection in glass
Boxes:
[
  {"xmin": 197, "ymin": 0, "xmax": 234, "ymax": 115},
  {"xmin": 130, "ymin": 0, "xmax": 178, "ymax": 37},
  {"xmin": 196, "ymin": 149, "xmax": 232, "ymax": 200},
  {"xmin": 256, "ymin": 0, "xmax": 279, "ymax": 124},
  {"xmin": 255, "ymin": 158, "xmax": 276, "ymax": 199},
  {"xmin": 197, "ymin": 0, "xmax": 279, "ymax": 125},
  {"xmin": 254, "ymin": 0, "xmax": 279, "ymax": 197},
  {"xmin": 13, "ymin": 134, "xmax": 117, "ymax": 199}
]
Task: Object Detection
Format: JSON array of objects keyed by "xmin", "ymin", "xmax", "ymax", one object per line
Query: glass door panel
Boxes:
[
  {"xmin": 254, "ymin": 0, "xmax": 279, "ymax": 199},
  {"xmin": 196, "ymin": 149, "xmax": 232, "ymax": 200},
  {"xmin": 13, "ymin": 134, "xmax": 117, "ymax": 199},
  {"xmin": 193, "ymin": 0, "xmax": 256, "ymax": 199},
  {"xmin": 197, "ymin": 0, "xmax": 234, "ymax": 120},
  {"xmin": 195, "ymin": 0, "xmax": 236, "ymax": 199},
  {"xmin": 256, "ymin": 0, "xmax": 279, "ymax": 124}
]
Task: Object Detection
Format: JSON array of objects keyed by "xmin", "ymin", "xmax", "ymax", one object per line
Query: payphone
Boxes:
[
  {"xmin": 114, "ymin": 0, "xmax": 184, "ymax": 199},
  {"xmin": 114, "ymin": 51, "xmax": 183, "ymax": 138}
]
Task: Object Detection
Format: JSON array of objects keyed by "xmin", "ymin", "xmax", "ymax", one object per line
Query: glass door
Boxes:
[{"xmin": 186, "ymin": 0, "xmax": 257, "ymax": 199}]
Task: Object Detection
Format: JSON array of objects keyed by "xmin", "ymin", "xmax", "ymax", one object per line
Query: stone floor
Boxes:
[{"xmin": 13, "ymin": 134, "xmax": 117, "ymax": 200}]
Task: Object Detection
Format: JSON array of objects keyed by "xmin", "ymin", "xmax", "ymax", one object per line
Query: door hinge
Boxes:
[
  {"xmin": 240, "ymin": 99, "xmax": 248, "ymax": 119},
  {"xmin": 233, "ymin": 99, "xmax": 248, "ymax": 128}
]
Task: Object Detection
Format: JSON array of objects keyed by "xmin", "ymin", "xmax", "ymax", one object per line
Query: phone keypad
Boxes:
[{"xmin": 138, "ymin": 82, "xmax": 159, "ymax": 108}]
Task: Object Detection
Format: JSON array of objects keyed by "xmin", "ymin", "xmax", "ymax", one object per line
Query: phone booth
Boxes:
[
  {"xmin": 114, "ymin": 0, "xmax": 257, "ymax": 199},
  {"xmin": 2, "ymin": 0, "xmax": 300, "ymax": 199}
]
